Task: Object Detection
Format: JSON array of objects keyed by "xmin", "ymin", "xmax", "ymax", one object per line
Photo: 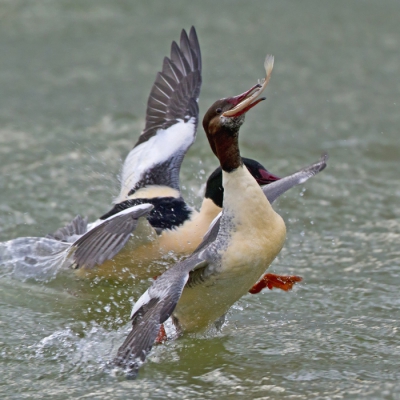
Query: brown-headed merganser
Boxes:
[{"xmin": 113, "ymin": 55, "xmax": 327, "ymax": 375}]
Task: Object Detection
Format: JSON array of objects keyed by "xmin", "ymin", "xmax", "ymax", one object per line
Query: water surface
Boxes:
[{"xmin": 1, "ymin": 1, "xmax": 399, "ymax": 398}]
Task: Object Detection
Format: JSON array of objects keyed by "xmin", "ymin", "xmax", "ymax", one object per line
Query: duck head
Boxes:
[{"xmin": 202, "ymin": 55, "xmax": 274, "ymax": 172}]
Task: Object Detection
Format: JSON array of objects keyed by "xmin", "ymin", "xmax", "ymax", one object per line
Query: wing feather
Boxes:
[
  {"xmin": 70, "ymin": 204, "xmax": 154, "ymax": 270},
  {"xmin": 117, "ymin": 27, "xmax": 202, "ymax": 201},
  {"xmin": 114, "ymin": 255, "xmax": 207, "ymax": 375},
  {"xmin": 263, "ymin": 153, "xmax": 328, "ymax": 204},
  {"xmin": 46, "ymin": 215, "xmax": 88, "ymax": 243}
]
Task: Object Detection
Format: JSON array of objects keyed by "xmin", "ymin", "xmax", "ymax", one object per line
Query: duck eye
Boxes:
[{"xmin": 216, "ymin": 108, "xmax": 222, "ymax": 114}]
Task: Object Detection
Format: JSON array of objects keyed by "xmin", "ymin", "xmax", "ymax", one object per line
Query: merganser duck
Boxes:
[
  {"xmin": 50, "ymin": 28, "xmax": 282, "ymax": 280},
  {"xmin": 0, "ymin": 27, "xmax": 285, "ymax": 284},
  {"xmin": 0, "ymin": 28, "xmax": 312, "ymax": 294},
  {"xmin": 113, "ymin": 55, "xmax": 327, "ymax": 375},
  {"xmin": 66, "ymin": 26, "xmax": 208, "ymax": 276}
]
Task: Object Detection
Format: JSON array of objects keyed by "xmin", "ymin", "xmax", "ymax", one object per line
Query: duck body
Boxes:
[
  {"xmin": 173, "ymin": 166, "xmax": 286, "ymax": 332},
  {"xmin": 170, "ymin": 66, "xmax": 287, "ymax": 331}
]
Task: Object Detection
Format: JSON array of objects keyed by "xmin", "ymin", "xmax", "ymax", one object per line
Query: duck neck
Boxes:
[{"xmin": 211, "ymin": 128, "xmax": 242, "ymax": 173}]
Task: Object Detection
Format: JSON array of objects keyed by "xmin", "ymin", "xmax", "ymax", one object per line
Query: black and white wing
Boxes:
[
  {"xmin": 69, "ymin": 204, "xmax": 154, "ymax": 270},
  {"xmin": 263, "ymin": 153, "xmax": 328, "ymax": 204},
  {"xmin": 114, "ymin": 254, "xmax": 207, "ymax": 376},
  {"xmin": 116, "ymin": 27, "xmax": 202, "ymax": 202}
]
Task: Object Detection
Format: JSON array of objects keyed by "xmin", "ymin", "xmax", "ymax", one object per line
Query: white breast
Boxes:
[{"xmin": 173, "ymin": 165, "xmax": 286, "ymax": 333}]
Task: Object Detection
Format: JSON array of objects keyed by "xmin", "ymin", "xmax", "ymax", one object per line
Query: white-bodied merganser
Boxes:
[{"xmin": 113, "ymin": 55, "xmax": 327, "ymax": 375}]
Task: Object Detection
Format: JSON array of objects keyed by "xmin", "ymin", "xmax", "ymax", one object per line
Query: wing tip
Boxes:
[
  {"xmin": 46, "ymin": 214, "xmax": 88, "ymax": 242},
  {"xmin": 317, "ymin": 151, "xmax": 329, "ymax": 172},
  {"xmin": 134, "ymin": 26, "xmax": 202, "ymax": 148}
]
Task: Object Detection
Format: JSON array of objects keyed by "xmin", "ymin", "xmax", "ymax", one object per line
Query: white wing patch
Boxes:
[
  {"xmin": 104, "ymin": 203, "xmax": 154, "ymax": 221},
  {"xmin": 85, "ymin": 203, "xmax": 153, "ymax": 233},
  {"xmin": 130, "ymin": 290, "xmax": 152, "ymax": 319},
  {"xmin": 116, "ymin": 118, "xmax": 196, "ymax": 203}
]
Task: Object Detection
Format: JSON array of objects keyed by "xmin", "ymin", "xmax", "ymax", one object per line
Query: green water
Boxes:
[{"xmin": 1, "ymin": 1, "xmax": 399, "ymax": 398}]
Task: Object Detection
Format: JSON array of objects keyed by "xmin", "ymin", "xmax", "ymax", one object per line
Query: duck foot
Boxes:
[
  {"xmin": 155, "ymin": 323, "xmax": 167, "ymax": 344},
  {"xmin": 249, "ymin": 273, "xmax": 302, "ymax": 294}
]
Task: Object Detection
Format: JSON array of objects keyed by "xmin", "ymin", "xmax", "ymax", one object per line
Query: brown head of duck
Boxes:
[{"xmin": 202, "ymin": 55, "xmax": 274, "ymax": 172}]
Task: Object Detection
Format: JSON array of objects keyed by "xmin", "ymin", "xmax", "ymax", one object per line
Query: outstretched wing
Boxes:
[
  {"xmin": 117, "ymin": 27, "xmax": 202, "ymax": 202},
  {"xmin": 114, "ymin": 254, "xmax": 207, "ymax": 376},
  {"xmin": 263, "ymin": 153, "xmax": 328, "ymax": 204},
  {"xmin": 69, "ymin": 204, "xmax": 154, "ymax": 270}
]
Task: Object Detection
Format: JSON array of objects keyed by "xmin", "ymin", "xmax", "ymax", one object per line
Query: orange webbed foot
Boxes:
[
  {"xmin": 249, "ymin": 273, "xmax": 303, "ymax": 294},
  {"xmin": 155, "ymin": 323, "xmax": 167, "ymax": 344}
]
